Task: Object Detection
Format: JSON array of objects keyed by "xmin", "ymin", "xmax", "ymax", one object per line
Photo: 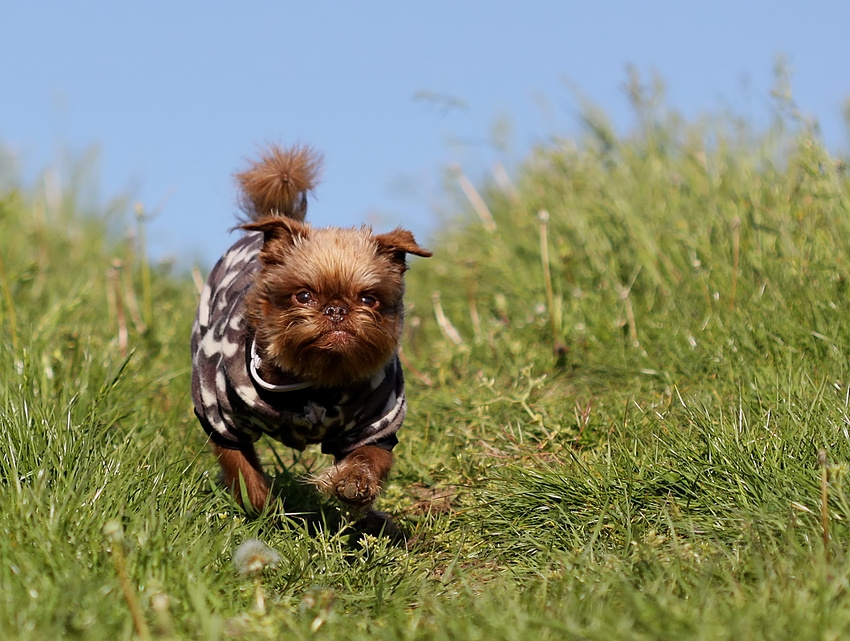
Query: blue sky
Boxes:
[{"xmin": 2, "ymin": 2, "xmax": 849, "ymax": 266}]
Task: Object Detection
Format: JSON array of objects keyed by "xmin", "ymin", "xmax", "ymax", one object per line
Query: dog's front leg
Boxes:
[
  {"xmin": 312, "ymin": 446, "xmax": 393, "ymax": 508},
  {"xmin": 213, "ymin": 443, "xmax": 270, "ymax": 514}
]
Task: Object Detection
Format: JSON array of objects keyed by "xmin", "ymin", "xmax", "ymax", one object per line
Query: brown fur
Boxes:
[
  {"xmin": 235, "ymin": 144, "xmax": 323, "ymax": 221},
  {"xmin": 242, "ymin": 219, "xmax": 430, "ymax": 387},
  {"xmin": 213, "ymin": 443, "xmax": 269, "ymax": 514},
  {"xmin": 213, "ymin": 144, "xmax": 430, "ymax": 514},
  {"xmin": 311, "ymin": 446, "xmax": 394, "ymax": 508}
]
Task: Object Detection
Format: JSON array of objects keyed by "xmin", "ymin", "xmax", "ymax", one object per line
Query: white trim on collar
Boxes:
[{"xmin": 249, "ymin": 339, "xmax": 312, "ymax": 392}]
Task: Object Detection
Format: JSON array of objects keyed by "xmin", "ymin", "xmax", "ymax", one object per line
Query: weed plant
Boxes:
[{"xmin": 2, "ymin": 76, "xmax": 850, "ymax": 639}]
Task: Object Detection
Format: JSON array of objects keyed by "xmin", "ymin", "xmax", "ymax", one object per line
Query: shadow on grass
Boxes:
[{"xmin": 262, "ymin": 466, "xmax": 408, "ymax": 547}]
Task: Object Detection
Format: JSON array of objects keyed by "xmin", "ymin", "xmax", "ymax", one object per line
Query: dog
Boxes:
[{"xmin": 191, "ymin": 144, "xmax": 431, "ymax": 514}]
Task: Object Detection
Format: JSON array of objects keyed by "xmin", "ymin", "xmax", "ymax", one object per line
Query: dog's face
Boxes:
[{"xmin": 243, "ymin": 217, "xmax": 431, "ymax": 388}]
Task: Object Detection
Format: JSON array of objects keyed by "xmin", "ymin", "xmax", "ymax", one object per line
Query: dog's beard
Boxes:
[{"xmin": 254, "ymin": 302, "xmax": 402, "ymax": 388}]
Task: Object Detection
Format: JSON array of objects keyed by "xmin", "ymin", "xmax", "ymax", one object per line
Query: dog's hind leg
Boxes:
[{"xmin": 213, "ymin": 443, "xmax": 270, "ymax": 514}]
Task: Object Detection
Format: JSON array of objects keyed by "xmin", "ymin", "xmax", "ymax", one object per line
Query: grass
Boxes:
[{"xmin": 3, "ymin": 75, "xmax": 850, "ymax": 639}]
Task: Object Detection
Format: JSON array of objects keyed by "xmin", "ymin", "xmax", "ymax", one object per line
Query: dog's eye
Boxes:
[
  {"xmin": 360, "ymin": 294, "xmax": 379, "ymax": 308},
  {"xmin": 294, "ymin": 291, "xmax": 315, "ymax": 305}
]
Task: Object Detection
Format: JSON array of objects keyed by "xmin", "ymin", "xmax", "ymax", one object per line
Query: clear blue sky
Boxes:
[{"xmin": 2, "ymin": 2, "xmax": 848, "ymax": 266}]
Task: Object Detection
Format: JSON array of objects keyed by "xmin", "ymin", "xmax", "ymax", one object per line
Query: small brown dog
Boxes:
[{"xmin": 191, "ymin": 144, "xmax": 431, "ymax": 514}]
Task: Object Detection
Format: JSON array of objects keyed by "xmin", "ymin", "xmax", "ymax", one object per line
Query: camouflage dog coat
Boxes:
[{"xmin": 190, "ymin": 232, "xmax": 405, "ymax": 459}]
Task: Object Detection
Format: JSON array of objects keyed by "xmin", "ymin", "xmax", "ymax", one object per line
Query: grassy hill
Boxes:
[{"xmin": 2, "ymin": 84, "xmax": 850, "ymax": 639}]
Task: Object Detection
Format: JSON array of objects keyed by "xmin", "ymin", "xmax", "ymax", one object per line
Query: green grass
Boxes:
[{"xmin": 3, "ymin": 78, "xmax": 850, "ymax": 639}]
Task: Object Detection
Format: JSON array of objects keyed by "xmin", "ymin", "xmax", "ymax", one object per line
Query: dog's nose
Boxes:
[{"xmin": 323, "ymin": 304, "xmax": 349, "ymax": 323}]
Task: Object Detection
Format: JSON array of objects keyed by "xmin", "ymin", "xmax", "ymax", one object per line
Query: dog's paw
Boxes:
[{"xmin": 311, "ymin": 459, "xmax": 381, "ymax": 508}]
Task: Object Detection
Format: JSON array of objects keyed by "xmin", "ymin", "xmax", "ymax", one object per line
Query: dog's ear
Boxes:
[
  {"xmin": 374, "ymin": 228, "xmax": 432, "ymax": 269},
  {"xmin": 242, "ymin": 217, "xmax": 310, "ymax": 263}
]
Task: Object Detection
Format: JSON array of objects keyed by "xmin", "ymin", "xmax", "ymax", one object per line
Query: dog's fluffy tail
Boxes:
[{"xmin": 235, "ymin": 144, "xmax": 323, "ymax": 221}]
